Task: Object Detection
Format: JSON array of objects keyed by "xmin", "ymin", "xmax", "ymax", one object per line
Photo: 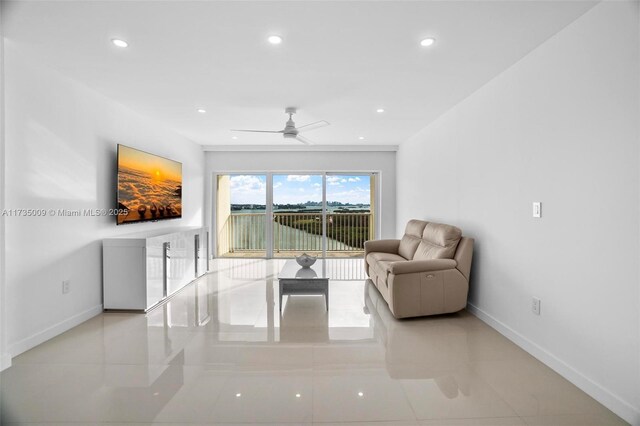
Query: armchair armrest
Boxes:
[
  {"xmin": 364, "ymin": 239, "xmax": 401, "ymax": 256},
  {"xmin": 389, "ymin": 259, "xmax": 457, "ymax": 275}
]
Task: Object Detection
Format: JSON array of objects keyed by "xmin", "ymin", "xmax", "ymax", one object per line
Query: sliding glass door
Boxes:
[
  {"xmin": 325, "ymin": 174, "xmax": 374, "ymax": 256},
  {"xmin": 272, "ymin": 174, "xmax": 324, "ymax": 258},
  {"xmin": 215, "ymin": 172, "xmax": 376, "ymax": 258}
]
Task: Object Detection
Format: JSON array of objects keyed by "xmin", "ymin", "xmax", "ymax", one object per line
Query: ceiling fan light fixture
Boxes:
[
  {"xmin": 268, "ymin": 35, "xmax": 283, "ymax": 45},
  {"xmin": 420, "ymin": 38, "xmax": 436, "ymax": 47}
]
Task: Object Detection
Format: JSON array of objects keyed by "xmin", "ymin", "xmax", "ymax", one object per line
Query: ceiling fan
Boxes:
[{"xmin": 231, "ymin": 107, "xmax": 330, "ymax": 144}]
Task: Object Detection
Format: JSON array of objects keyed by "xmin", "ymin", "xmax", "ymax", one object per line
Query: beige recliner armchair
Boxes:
[{"xmin": 364, "ymin": 219, "xmax": 474, "ymax": 319}]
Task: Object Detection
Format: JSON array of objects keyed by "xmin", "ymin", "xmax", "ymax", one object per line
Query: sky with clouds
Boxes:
[{"xmin": 228, "ymin": 174, "xmax": 371, "ymax": 205}]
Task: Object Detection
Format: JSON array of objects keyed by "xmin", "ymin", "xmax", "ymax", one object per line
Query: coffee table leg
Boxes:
[{"xmin": 325, "ymin": 279, "xmax": 329, "ymax": 311}]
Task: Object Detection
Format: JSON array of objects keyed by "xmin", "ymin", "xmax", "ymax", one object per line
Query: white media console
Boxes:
[{"xmin": 103, "ymin": 226, "xmax": 209, "ymax": 311}]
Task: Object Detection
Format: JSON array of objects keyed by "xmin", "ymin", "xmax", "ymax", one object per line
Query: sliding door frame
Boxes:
[{"xmin": 265, "ymin": 174, "xmax": 274, "ymax": 258}]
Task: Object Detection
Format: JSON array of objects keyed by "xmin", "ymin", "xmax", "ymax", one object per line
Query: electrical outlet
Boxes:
[
  {"xmin": 533, "ymin": 202, "xmax": 542, "ymax": 218},
  {"xmin": 532, "ymin": 297, "xmax": 541, "ymax": 315},
  {"xmin": 62, "ymin": 280, "xmax": 71, "ymax": 294}
]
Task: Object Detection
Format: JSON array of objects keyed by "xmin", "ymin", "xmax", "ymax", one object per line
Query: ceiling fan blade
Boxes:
[
  {"xmin": 295, "ymin": 120, "xmax": 330, "ymax": 133},
  {"xmin": 296, "ymin": 135, "xmax": 314, "ymax": 145},
  {"xmin": 231, "ymin": 129, "xmax": 284, "ymax": 133}
]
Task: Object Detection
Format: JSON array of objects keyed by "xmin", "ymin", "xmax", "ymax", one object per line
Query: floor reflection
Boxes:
[
  {"xmin": 280, "ymin": 296, "xmax": 329, "ymax": 343},
  {"xmin": 0, "ymin": 259, "xmax": 624, "ymax": 425}
]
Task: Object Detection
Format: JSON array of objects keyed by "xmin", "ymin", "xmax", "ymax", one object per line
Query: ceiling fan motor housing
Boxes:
[{"xmin": 284, "ymin": 110, "xmax": 298, "ymax": 137}]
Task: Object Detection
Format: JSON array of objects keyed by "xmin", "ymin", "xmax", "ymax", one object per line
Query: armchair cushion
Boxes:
[
  {"xmin": 367, "ymin": 253, "xmax": 407, "ymax": 281},
  {"xmin": 366, "ymin": 252, "xmax": 406, "ymax": 264},
  {"xmin": 389, "ymin": 259, "xmax": 457, "ymax": 275}
]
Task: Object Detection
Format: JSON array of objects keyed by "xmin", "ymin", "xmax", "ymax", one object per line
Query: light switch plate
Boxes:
[{"xmin": 533, "ymin": 202, "xmax": 542, "ymax": 218}]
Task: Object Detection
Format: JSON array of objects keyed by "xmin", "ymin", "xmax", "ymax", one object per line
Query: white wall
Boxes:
[
  {"xmin": 204, "ymin": 149, "xmax": 396, "ymax": 253},
  {"xmin": 397, "ymin": 2, "xmax": 639, "ymax": 423},
  {"xmin": 3, "ymin": 44, "xmax": 205, "ymax": 360},
  {"xmin": 0, "ymin": 1, "xmax": 8, "ymax": 370}
]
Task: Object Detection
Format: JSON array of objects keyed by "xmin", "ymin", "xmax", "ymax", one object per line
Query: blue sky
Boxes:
[{"xmin": 228, "ymin": 174, "xmax": 371, "ymax": 205}]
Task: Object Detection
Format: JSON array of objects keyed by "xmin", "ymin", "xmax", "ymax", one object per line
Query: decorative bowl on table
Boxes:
[
  {"xmin": 296, "ymin": 268, "xmax": 318, "ymax": 279},
  {"xmin": 295, "ymin": 253, "xmax": 317, "ymax": 268}
]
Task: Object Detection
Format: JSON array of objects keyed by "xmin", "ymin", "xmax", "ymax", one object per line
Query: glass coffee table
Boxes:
[{"xmin": 278, "ymin": 259, "xmax": 329, "ymax": 312}]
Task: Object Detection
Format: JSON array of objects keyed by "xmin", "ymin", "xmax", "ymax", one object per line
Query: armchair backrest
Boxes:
[
  {"xmin": 413, "ymin": 222, "xmax": 462, "ymax": 260},
  {"xmin": 400, "ymin": 219, "xmax": 462, "ymax": 261},
  {"xmin": 398, "ymin": 220, "xmax": 427, "ymax": 259}
]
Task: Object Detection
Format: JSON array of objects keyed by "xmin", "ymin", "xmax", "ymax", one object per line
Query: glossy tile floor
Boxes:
[{"xmin": 1, "ymin": 259, "xmax": 627, "ymax": 425}]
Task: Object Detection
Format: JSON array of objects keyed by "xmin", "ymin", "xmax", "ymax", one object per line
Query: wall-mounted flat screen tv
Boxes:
[{"xmin": 117, "ymin": 144, "xmax": 182, "ymax": 225}]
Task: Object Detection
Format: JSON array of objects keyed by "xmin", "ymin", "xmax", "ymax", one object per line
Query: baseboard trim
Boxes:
[
  {"xmin": 1, "ymin": 352, "xmax": 12, "ymax": 371},
  {"xmin": 466, "ymin": 303, "xmax": 640, "ymax": 426},
  {"xmin": 8, "ymin": 304, "xmax": 103, "ymax": 361}
]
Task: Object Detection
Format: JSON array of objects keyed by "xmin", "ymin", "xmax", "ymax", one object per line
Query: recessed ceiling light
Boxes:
[
  {"xmin": 359, "ymin": 136, "xmax": 365, "ymax": 140},
  {"xmin": 376, "ymin": 108, "xmax": 385, "ymax": 113},
  {"xmin": 111, "ymin": 39, "xmax": 128, "ymax": 48},
  {"xmin": 295, "ymin": 393, "xmax": 301, "ymax": 398},
  {"xmin": 235, "ymin": 393, "xmax": 242, "ymax": 398},
  {"xmin": 420, "ymin": 38, "xmax": 436, "ymax": 47},
  {"xmin": 268, "ymin": 35, "xmax": 283, "ymax": 45},
  {"xmin": 232, "ymin": 136, "xmax": 238, "ymax": 140},
  {"xmin": 357, "ymin": 392, "xmax": 364, "ymax": 397},
  {"xmin": 197, "ymin": 108, "xmax": 206, "ymax": 114}
]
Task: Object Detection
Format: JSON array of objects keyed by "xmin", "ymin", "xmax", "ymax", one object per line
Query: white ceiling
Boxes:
[{"xmin": 3, "ymin": 1, "xmax": 595, "ymax": 146}]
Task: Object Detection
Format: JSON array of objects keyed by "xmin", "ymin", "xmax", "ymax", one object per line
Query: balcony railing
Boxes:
[{"xmin": 218, "ymin": 212, "xmax": 373, "ymax": 257}]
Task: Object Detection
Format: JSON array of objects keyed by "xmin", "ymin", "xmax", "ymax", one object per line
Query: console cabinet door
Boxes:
[
  {"xmin": 104, "ymin": 246, "xmax": 147, "ymax": 310},
  {"xmin": 146, "ymin": 242, "xmax": 164, "ymax": 309},
  {"xmin": 167, "ymin": 233, "xmax": 184, "ymax": 295},
  {"xmin": 195, "ymin": 231, "xmax": 208, "ymax": 277}
]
